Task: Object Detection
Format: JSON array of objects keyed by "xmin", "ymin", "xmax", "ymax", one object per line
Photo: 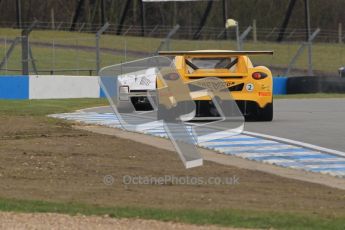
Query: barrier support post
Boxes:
[
  {"xmin": 285, "ymin": 28, "xmax": 320, "ymax": 76},
  {"xmin": 155, "ymin": 24, "xmax": 180, "ymax": 53},
  {"xmin": 239, "ymin": 26, "xmax": 252, "ymax": 50},
  {"xmin": 21, "ymin": 20, "xmax": 37, "ymax": 75},
  {"xmin": 96, "ymin": 22, "xmax": 110, "ymax": 75},
  {"xmin": 253, "ymin": 19, "xmax": 257, "ymax": 42},
  {"xmin": 339, "ymin": 23, "xmax": 342, "ymax": 44},
  {"xmin": 0, "ymin": 37, "xmax": 20, "ymax": 70}
]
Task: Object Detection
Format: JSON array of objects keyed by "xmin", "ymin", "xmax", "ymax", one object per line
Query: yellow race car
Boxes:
[{"xmin": 158, "ymin": 50, "xmax": 274, "ymax": 121}]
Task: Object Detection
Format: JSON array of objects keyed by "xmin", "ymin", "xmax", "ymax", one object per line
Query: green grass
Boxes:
[
  {"xmin": 274, "ymin": 93, "xmax": 345, "ymax": 99},
  {"xmin": 0, "ymin": 197, "xmax": 343, "ymax": 230},
  {"xmin": 0, "ymin": 28, "xmax": 344, "ymax": 75},
  {"xmin": 0, "ymin": 44, "xmax": 128, "ymax": 75},
  {"xmin": 0, "ymin": 98, "xmax": 107, "ymax": 116}
]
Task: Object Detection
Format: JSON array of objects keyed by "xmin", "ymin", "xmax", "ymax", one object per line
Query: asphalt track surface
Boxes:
[
  {"xmin": 84, "ymin": 98, "xmax": 345, "ymax": 152},
  {"xmin": 245, "ymin": 98, "xmax": 345, "ymax": 152}
]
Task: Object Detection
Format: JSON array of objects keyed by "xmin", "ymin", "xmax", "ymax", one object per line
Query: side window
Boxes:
[
  {"xmin": 229, "ymin": 58, "xmax": 238, "ymax": 72},
  {"xmin": 186, "ymin": 58, "xmax": 194, "ymax": 73}
]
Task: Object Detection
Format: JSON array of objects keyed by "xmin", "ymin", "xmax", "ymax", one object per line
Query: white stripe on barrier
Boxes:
[{"xmin": 29, "ymin": 75, "xmax": 100, "ymax": 99}]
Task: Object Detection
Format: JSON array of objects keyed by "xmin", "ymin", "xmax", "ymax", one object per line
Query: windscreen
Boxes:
[
  {"xmin": 186, "ymin": 57, "xmax": 239, "ymax": 73},
  {"xmin": 189, "ymin": 58, "xmax": 233, "ymax": 68}
]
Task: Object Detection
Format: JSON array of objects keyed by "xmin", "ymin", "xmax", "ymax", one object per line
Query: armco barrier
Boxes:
[
  {"xmin": 0, "ymin": 75, "xmax": 100, "ymax": 99},
  {"xmin": 0, "ymin": 75, "xmax": 287, "ymax": 100},
  {"xmin": 0, "ymin": 76, "xmax": 29, "ymax": 99},
  {"xmin": 287, "ymin": 76, "xmax": 345, "ymax": 94}
]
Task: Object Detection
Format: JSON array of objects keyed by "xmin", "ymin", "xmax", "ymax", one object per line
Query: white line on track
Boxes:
[{"xmin": 243, "ymin": 131, "xmax": 345, "ymax": 158}]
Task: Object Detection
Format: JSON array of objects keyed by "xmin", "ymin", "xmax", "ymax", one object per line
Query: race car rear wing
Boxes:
[{"xmin": 158, "ymin": 50, "xmax": 274, "ymax": 56}]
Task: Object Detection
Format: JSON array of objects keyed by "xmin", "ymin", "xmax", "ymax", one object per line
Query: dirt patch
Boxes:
[
  {"xmin": 0, "ymin": 116, "xmax": 344, "ymax": 217},
  {"xmin": 79, "ymin": 124, "xmax": 345, "ymax": 190}
]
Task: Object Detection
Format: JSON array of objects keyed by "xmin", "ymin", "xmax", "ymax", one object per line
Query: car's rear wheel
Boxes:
[
  {"xmin": 242, "ymin": 100, "xmax": 273, "ymax": 122},
  {"xmin": 157, "ymin": 104, "xmax": 178, "ymax": 121},
  {"xmin": 256, "ymin": 102, "xmax": 273, "ymax": 121}
]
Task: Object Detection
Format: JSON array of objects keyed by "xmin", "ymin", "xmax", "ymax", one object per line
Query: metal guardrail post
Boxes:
[
  {"xmin": 305, "ymin": 0, "xmax": 313, "ymax": 76},
  {"xmin": 155, "ymin": 24, "xmax": 180, "ymax": 53},
  {"xmin": 253, "ymin": 20, "xmax": 257, "ymax": 42},
  {"xmin": 123, "ymin": 25, "xmax": 133, "ymax": 36},
  {"xmin": 216, "ymin": 28, "xmax": 226, "ymax": 39},
  {"xmin": 96, "ymin": 22, "xmax": 110, "ymax": 75},
  {"xmin": 286, "ymin": 29, "xmax": 296, "ymax": 39},
  {"xmin": 285, "ymin": 28, "xmax": 320, "ymax": 76},
  {"xmin": 236, "ymin": 24, "xmax": 240, "ymax": 50},
  {"xmin": 21, "ymin": 35, "xmax": 29, "ymax": 75},
  {"xmin": 265, "ymin": 27, "xmax": 277, "ymax": 39},
  {"xmin": 148, "ymin": 25, "xmax": 159, "ymax": 37},
  {"xmin": 21, "ymin": 20, "xmax": 37, "ymax": 75},
  {"xmin": 239, "ymin": 26, "xmax": 252, "ymax": 50},
  {"xmin": 0, "ymin": 37, "xmax": 20, "ymax": 70},
  {"xmin": 28, "ymin": 45, "xmax": 38, "ymax": 75},
  {"xmin": 338, "ymin": 23, "xmax": 342, "ymax": 44}
]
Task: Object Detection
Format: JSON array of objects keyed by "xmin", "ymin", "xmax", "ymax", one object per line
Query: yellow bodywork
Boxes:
[{"xmin": 157, "ymin": 50, "xmax": 273, "ymax": 109}]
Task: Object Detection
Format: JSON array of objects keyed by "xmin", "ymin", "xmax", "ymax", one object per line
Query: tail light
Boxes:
[
  {"xmin": 252, "ymin": 72, "xmax": 267, "ymax": 80},
  {"xmin": 119, "ymin": 86, "xmax": 130, "ymax": 101}
]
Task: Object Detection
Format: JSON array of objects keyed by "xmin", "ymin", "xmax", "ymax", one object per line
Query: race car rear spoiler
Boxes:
[{"xmin": 158, "ymin": 50, "xmax": 274, "ymax": 56}]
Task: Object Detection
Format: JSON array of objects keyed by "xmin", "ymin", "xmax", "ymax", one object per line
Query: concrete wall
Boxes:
[{"xmin": 29, "ymin": 75, "xmax": 100, "ymax": 99}]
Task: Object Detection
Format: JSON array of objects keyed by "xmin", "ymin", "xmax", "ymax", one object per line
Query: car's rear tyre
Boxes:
[
  {"xmin": 256, "ymin": 102, "xmax": 273, "ymax": 121},
  {"xmin": 117, "ymin": 102, "xmax": 135, "ymax": 113},
  {"xmin": 157, "ymin": 104, "xmax": 176, "ymax": 121},
  {"xmin": 242, "ymin": 100, "xmax": 273, "ymax": 122}
]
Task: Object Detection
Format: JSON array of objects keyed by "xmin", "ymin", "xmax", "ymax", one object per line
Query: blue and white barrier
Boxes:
[
  {"xmin": 273, "ymin": 77, "xmax": 287, "ymax": 95},
  {"xmin": 0, "ymin": 75, "xmax": 287, "ymax": 100},
  {"xmin": 0, "ymin": 76, "xmax": 29, "ymax": 99},
  {"xmin": 29, "ymin": 75, "xmax": 100, "ymax": 99},
  {"xmin": 0, "ymin": 75, "xmax": 102, "ymax": 99}
]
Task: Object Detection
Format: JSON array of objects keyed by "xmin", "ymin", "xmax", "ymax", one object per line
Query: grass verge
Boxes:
[
  {"xmin": 0, "ymin": 98, "xmax": 108, "ymax": 116},
  {"xmin": 274, "ymin": 93, "xmax": 345, "ymax": 99},
  {"xmin": 0, "ymin": 198, "xmax": 344, "ymax": 230}
]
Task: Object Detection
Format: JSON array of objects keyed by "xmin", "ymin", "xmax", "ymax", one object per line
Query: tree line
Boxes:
[{"xmin": 0, "ymin": 0, "xmax": 343, "ymax": 31}]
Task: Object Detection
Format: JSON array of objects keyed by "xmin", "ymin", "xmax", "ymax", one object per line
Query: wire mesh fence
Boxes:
[
  {"xmin": 0, "ymin": 25, "xmax": 344, "ymax": 77},
  {"xmin": 0, "ymin": 21, "xmax": 344, "ymax": 42}
]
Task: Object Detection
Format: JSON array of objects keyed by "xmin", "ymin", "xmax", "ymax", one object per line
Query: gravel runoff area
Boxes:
[{"xmin": 0, "ymin": 212, "xmax": 245, "ymax": 230}]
